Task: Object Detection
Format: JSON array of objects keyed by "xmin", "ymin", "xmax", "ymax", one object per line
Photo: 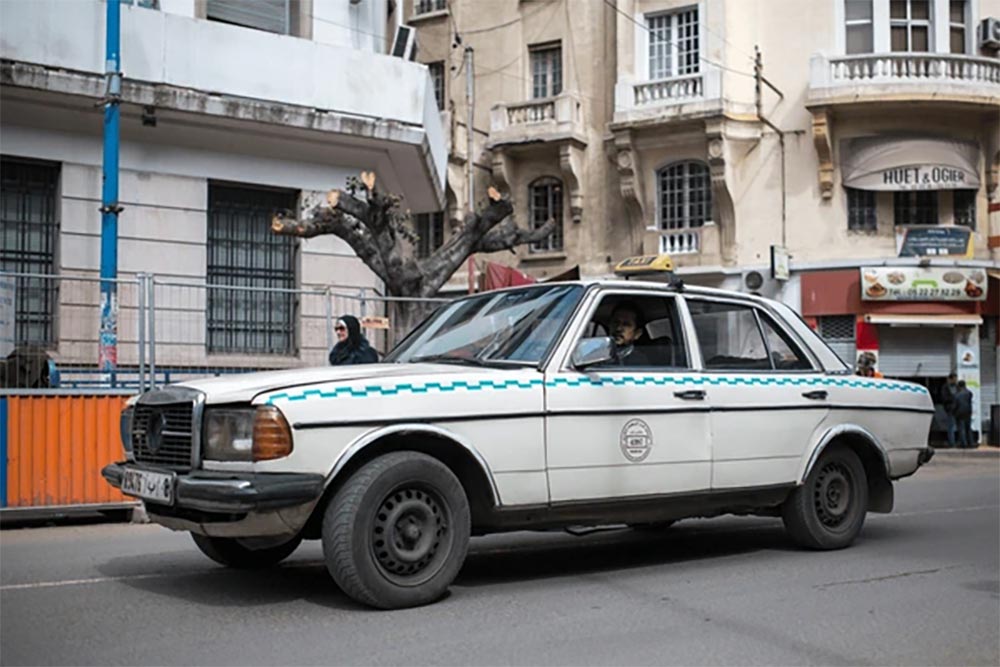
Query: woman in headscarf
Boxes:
[{"xmin": 329, "ymin": 314, "xmax": 379, "ymax": 365}]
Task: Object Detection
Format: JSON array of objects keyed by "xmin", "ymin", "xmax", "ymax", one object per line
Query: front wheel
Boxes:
[
  {"xmin": 322, "ymin": 451, "xmax": 471, "ymax": 610},
  {"xmin": 782, "ymin": 445, "xmax": 868, "ymax": 550},
  {"xmin": 191, "ymin": 533, "xmax": 302, "ymax": 568}
]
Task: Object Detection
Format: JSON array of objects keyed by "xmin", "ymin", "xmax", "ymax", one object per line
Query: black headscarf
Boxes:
[{"xmin": 329, "ymin": 314, "xmax": 379, "ymax": 365}]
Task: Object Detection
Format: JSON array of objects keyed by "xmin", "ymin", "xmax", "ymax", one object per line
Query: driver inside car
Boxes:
[{"xmin": 606, "ymin": 301, "xmax": 655, "ymax": 367}]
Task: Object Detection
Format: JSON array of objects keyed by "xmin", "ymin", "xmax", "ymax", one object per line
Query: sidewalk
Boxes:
[{"xmin": 931, "ymin": 445, "xmax": 1000, "ymax": 457}]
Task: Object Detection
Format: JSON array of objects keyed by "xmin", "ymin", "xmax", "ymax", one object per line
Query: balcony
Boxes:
[
  {"xmin": 487, "ymin": 92, "xmax": 587, "ymax": 149},
  {"xmin": 612, "ymin": 67, "xmax": 722, "ymax": 127},
  {"xmin": 657, "ymin": 228, "xmax": 702, "ymax": 255},
  {"xmin": 644, "ymin": 224, "xmax": 723, "ymax": 266},
  {"xmin": 808, "ymin": 53, "xmax": 1000, "ymax": 108}
]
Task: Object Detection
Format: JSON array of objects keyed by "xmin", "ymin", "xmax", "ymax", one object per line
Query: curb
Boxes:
[{"xmin": 931, "ymin": 446, "xmax": 1000, "ymax": 457}]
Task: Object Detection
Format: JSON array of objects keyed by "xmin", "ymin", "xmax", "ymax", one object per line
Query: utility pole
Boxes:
[
  {"xmin": 99, "ymin": 0, "xmax": 122, "ymax": 380},
  {"xmin": 754, "ymin": 45, "xmax": 787, "ymax": 248},
  {"xmin": 464, "ymin": 45, "xmax": 475, "ymax": 294}
]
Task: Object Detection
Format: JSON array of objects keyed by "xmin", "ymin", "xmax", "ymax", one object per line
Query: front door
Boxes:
[{"xmin": 545, "ymin": 292, "xmax": 712, "ymax": 503}]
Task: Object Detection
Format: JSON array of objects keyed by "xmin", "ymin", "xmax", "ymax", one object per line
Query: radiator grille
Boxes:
[{"xmin": 132, "ymin": 402, "xmax": 195, "ymax": 470}]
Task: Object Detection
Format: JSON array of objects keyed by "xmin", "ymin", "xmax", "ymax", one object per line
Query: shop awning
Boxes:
[
  {"xmin": 841, "ymin": 137, "xmax": 981, "ymax": 191},
  {"xmin": 864, "ymin": 314, "xmax": 983, "ymax": 327}
]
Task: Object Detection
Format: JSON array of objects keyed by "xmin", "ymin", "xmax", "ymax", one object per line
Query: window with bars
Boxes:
[
  {"xmin": 845, "ymin": 0, "xmax": 874, "ymax": 53},
  {"xmin": 954, "ymin": 190, "xmax": 976, "ymax": 228},
  {"xmin": 847, "ymin": 188, "xmax": 877, "ymax": 231},
  {"xmin": 206, "ymin": 0, "xmax": 290, "ymax": 35},
  {"xmin": 818, "ymin": 315, "xmax": 857, "ymax": 367},
  {"xmin": 949, "ymin": 0, "xmax": 967, "ymax": 53},
  {"xmin": 657, "ymin": 161, "xmax": 712, "ymax": 230},
  {"xmin": 529, "ymin": 178, "xmax": 564, "ymax": 253},
  {"xmin": 415, "ymin": 0, "xmax": 447, "ymax": 14},
  {"xmin": 894, "ymin": 191, "xmax": 938, "ymax": 225},
  {"xmin": 646, "ymin": 7, "xmax": 699, "ymax": 80},
  {"xmin": 428, "ymin": 61, "xmax": 445, "ymax": 111},
  {"xmin": 207, "ymin": 184, "xmax": 298, "ymax": 355},
  {"xmin": 890, "ymin": 0, "xmax": 932, "ymax": 51},
  {"xmin": 415, "ymin": 211, "xmax": 445, "ymax": 258},
  {"xmin": 0, "ymin": 157, "xmax": 60, "ymax": 347},
  {"xmin": 529, "ymin": 43, "xmax": 562, "ymax": 99}
]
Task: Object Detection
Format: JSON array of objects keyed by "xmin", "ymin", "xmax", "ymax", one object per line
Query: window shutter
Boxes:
[{"xmin": 206, "ymin": 0, "xmax": 290, "ymax": 35}]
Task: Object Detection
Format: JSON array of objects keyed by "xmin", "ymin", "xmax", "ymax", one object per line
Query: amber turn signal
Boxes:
[{"xmin": 252, "ymin": 406, "xmax": 293, "ymax": 461}]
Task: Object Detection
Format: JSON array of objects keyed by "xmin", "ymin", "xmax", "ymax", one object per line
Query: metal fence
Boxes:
[{"xmin": 0, "ymin": 271, "xmax": 450, "ymax": 391}]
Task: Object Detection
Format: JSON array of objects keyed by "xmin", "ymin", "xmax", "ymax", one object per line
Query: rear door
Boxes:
[{"xmin": 684, "ymin": 298, "xmax": 829, "ymax": 490}]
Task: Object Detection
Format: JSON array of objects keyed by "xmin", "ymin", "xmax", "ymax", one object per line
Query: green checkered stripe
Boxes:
[
  {"xmin": 267, "ymin": 378, "xmax": 545, "ymax": 404},
  {"xmin": 267, "ymin": 374, "xmax": 925, "ymax": 404}
]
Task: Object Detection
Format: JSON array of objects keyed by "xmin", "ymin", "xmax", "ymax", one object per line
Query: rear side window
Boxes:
[{"xmin": 687, "ymin": 300, "xmax": 812, "ymax": 371}]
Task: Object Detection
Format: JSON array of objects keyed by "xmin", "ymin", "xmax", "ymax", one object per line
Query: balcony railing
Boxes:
[
  {"xmin": 633, "ymin": 73, "xmax": 704, "ymax": 106},
  {"xmin": 488, "ymin": 92, "xmax": 585, "ymax": 146},
  {"xmin": 505, "ymin": 99, "xmax": 556, "ymax": 125},
  {"xmin": 658, "ymin": 228, "xmax": 701, "ymax": 255},
  {"xmin": 809, "ymin": 53, "xmax": 1000, "ymax": 101}
]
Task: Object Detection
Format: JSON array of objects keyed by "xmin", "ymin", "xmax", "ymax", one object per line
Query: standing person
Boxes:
[
  {"xmin": 939, "ymin": 372, "xmax": 959, "ymax": 448},
  {"xmin": 329, "ymin": 315, "xmax": 379, "ymax": 366},
  {"xmin": 953, "ymin": 380, "xmax": 974, "ymax": 448}
]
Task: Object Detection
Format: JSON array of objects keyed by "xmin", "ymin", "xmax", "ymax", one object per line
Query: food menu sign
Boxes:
[{"xmin": 860, "ymin": 267, "xmax": 987, "ymax": 301}]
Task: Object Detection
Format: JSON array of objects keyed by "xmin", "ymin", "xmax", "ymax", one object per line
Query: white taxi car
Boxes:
[{"xmin": 103, "ymin": 279, "xmax": 935, "ymax": 609}]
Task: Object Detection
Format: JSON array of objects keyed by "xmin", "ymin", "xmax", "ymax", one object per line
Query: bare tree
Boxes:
[{"xmin": 272, "ymin": 172, "xmax": 555, "ymax": 339}]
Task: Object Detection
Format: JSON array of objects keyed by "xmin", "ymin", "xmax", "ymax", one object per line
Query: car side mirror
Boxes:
[{"xmin": 572, "ymin": 337, "xmax": 615, "ymax": 369}]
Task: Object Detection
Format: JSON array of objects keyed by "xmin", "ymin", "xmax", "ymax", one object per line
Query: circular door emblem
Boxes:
[
  {"xmin": 620, "ymin": 419, "xmax": 653, "ymax": 463},
  {"xmin": 147, "ymin": 410, "xmax": 167, "ymax": 452}
]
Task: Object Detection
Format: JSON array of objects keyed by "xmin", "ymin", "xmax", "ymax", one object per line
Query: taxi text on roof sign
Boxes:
[{"xmin": 613, "ymin": 254, "xmax": 675, "ymax": 278}]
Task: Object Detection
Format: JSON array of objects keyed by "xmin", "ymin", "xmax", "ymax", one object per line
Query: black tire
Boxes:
[
  {"xmin": 191, "ymin": 533, "xmax": 302, "ymax": 568},
  {"xmin": 782, "ymin": 445, "xmax": 868, "ymax": 550},
  {"xmin": 322, "ymin": 451, "xmax": 471, "ymax": 610}
]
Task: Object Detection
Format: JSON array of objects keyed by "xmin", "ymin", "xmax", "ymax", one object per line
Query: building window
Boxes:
[
  {"xmin": 529, "ymin": 178, "xmax": 564, "ymax": 253},
  {"xmin": 206, "ymin": 0, "xmax": 290, "ymax": 35},
  {"xmin": 415, "ymin": 211, "xmax": 445, "ymax": 258},
  {"xmin": 415, "ymin": 0, "xmax": 447, "ymax": 14},
  {"xmin": 0, "ymin": 158, "xmax": 60, "ymax": 347},
  {"xmin": 847, "ymin": 188, "xmax": 877, "ymax": 231},
  {"xmin": 428, "ymin": 62, "xmax": 445, "ymax": 111},
  {"xmin": 529, "ymin": 43, "xmax": 562, "ymax": 99},
  {"xmin": 845, "ymin": 0, "xmax": 874, "ymax": 53},
  {"xmin": 646, "ymin": 7, "xmax": 699, "ymax": 80},
  {"xmin": 894, "ymin": 191, "xmax": 938, "ymax": 225},
  {"xmin": 890, "ymin": 0, "xmax": 932, "ymax": 52},
  {"xmin": 657, "ymin": 161, "xmax": 712, "ymax": 230},
  {"xmin": 207, "ymin": 184, "xmax": 297, "ymax": 355},
  {"xmin": 954, "ymin": 190, "xmax": 976, "ymax": 228},
  {"xmin": 949, "ymin": 0, "xmax": 968, "ymax": 53}
]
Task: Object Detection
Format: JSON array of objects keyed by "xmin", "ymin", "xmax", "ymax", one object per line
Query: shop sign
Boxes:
[
  {"xmin": 770, "ymin": 245, "xmax": 790, "ymax": 281},
  {"xmin": 877, "ymin": 165, "xmax": 972, "ymax": 190},
  {"xmin": 360, "ymin": 315, "xmax": 390, "ymax": 330},
  {"xmin": 860, "ymin": 266, "xmax": 988, "ymax": 302},
  {"xmin": 896, "ymin": 226, "xmax": 973, "ymax": 258}
]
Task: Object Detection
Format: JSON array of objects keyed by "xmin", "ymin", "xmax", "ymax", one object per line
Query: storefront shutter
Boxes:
[
  {"xmin": 206, "ymin": 0, "xmax": 289, "ymax": 34},
  {"xmin": 980, "ymin": 320, "xmax": 998, "ymax": 410},
  {"xmin": 878, "ymin": 326, "xmax": 954, "ymax": 377}
]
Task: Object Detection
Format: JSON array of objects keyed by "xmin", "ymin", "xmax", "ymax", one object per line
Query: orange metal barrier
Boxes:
[{"xmin": 4, "ymin": 395, "xmax": 131, "ymax": 508}]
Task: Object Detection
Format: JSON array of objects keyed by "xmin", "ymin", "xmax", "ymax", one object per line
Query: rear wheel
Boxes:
[
  {"xmin": 782, "ymin": 445, "xmax": 868, "ymax": 550},
  {"xmin": 191, "ymin": 533, "xmax": 302, "ymax": 568},
  {"xmin": 322, "ymin": 451, "xmax": 471, "ymax": 610}
]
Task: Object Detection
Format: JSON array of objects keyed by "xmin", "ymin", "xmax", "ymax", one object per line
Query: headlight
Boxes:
[
  {"xmin": 204, "ymin": 408, "xmax": 255, "ymax": 461},
  {"xmin": 120, "ymin": 406, "xmax": 134, "ymax": 461}
]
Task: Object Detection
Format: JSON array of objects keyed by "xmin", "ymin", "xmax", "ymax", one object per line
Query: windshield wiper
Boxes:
[{"xmin": 409, "ymin": 354, "xmax": 522, "ymax": 368}]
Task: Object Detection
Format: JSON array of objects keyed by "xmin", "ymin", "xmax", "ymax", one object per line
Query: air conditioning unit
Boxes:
[
  {"xmin": 741, "ymin": 270, "xmax": 781, "ymax": 298},
  {"xmin": 980, "ymin": 18, "xmax": 1000, "ymax": 50},
  {"xmin": 390, "ymin": 24, "xmax": 417, "ymax": 60}
]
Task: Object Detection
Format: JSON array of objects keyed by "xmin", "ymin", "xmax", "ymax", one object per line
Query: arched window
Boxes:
[
  {"xmin": 657, "ymin": 161, "xmax": 712, "ymax": 230},
  {"xmin": 528, "ymin": 177, "xmax": 564, "ymax": 253}
]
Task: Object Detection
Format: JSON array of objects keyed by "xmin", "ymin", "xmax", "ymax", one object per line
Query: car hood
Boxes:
[{"xmin": 178, "ymin": 363, "xmax": 522, "ymax": 404}]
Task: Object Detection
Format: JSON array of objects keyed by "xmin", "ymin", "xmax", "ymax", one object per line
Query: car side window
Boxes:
[
  {"xmin": 757, "ymin": 312, "xmax": 813, "ymax": 371},
  {"xmin": 687, "ymin": 300, "xmax": 771, "ymax": 371},
  {"xmin": 585, "ymin": 294, "xmax": 689, "ymax": 369}
]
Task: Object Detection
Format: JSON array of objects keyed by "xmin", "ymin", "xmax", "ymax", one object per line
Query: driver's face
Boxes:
[{"xmin": 610, "ymin": 310, "xmax": 641, "ymax": 346}]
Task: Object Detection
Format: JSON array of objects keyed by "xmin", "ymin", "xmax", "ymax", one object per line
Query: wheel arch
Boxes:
[
  {"xmin": 300, "ymin": 424, "xmax": 500, "ymax": 539},
  {"xmin": 802, "ymin": 424, "xmax": 894, "ymax": 513}
]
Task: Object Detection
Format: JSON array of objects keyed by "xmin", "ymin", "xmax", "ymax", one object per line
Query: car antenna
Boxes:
[{"xmin": 668, "ymin": 275, "xmax": 685, "ymax": 291}]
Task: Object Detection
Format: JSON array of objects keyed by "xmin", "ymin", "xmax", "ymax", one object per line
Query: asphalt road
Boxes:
[{"xmin": 2, "ymin": 452, "xmax": 998, "ymax": 667}]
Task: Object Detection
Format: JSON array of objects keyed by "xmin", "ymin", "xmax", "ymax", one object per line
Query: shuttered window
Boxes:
[
  {"xmin": 206, "ymin": 0, "xmax": 290, "ymax": 35},
  {"xmin": 878, "ymin": 327, "xmax": 953, "ymax": 376},
  {"xmin": 818, "ymin": 315, "xmax": 857, "ymax": 369}
]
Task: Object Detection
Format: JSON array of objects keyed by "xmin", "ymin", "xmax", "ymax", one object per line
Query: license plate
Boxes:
[{"xmin": 121, "ymin": 468, "xmax": 175, "ymax": 504}]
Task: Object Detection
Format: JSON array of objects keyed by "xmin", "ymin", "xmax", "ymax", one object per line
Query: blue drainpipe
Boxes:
[{"xmin": 99, "ymin": 0, "xmax": 122, "ymax": 383}]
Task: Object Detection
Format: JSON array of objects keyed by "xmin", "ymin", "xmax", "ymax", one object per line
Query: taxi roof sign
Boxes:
[{"xmin": 613, "ymin": 254, "xmax": 675, "ymax": 278}]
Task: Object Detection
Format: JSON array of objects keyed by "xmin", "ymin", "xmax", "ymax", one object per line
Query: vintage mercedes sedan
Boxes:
[{"xmin": 103, "ymin": 281, "xmax": 935, "ymax": 609}]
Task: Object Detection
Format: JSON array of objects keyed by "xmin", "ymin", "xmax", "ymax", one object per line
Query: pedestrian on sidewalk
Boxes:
[
  {"xmin": 953, "ymin": 380, "xmax": 974, "ymax": 449},
  {"xmin": 329, "ymin": 315, "xmax": 379, "ymax": 366},
  {"xmin": 939, "ymin": 372, "xmax": 959, "ymax": 447}
]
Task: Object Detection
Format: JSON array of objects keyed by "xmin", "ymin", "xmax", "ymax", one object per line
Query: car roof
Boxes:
[{"xmin": 484, "ymin": 279, "xmax": 772, "ymax": 306}]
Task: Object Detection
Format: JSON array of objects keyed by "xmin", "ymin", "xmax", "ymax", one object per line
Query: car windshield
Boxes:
[{"xmin": 386, "ymin": 284, "xmax": 584, "ymax": 366}]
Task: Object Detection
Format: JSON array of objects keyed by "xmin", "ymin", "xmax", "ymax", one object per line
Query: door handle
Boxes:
[
  {"xmin": 802, "ymin": 390, "xmax": 828, "ymax": 400},
  {"xmin": 674, "ymin": 390, "xmax": 706, "ymax": 400}
]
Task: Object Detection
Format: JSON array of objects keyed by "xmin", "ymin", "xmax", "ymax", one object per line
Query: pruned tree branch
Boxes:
[{"xmin": 474, "ymin": 217, "xmax": 556, "ymax": 253}]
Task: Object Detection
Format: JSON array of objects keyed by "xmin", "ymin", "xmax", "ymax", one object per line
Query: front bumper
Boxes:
[{"xmin": 101, "ymin": 462, "xmax": 325, "ymax": 514}]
